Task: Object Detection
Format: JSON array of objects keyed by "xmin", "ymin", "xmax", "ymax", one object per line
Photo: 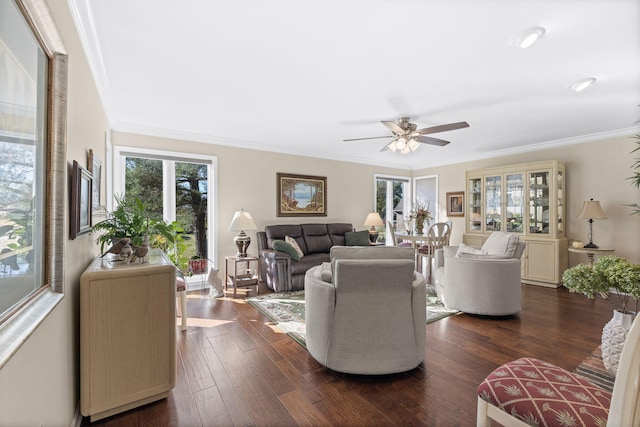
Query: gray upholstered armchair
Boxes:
[
  {"xmin": 434, "ymin": 239, "xmax": 525, "ymax": 316},
  {"xmin": 304, "ymin": 246, "xmax": 426, "ymax": 375}
]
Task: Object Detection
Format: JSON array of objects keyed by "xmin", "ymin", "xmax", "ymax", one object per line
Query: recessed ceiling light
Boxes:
[
  {"xmin": 514, "ymin": 27, "xmax": 546, "ymax": 49},
  {"xmin": 570, "ymin": 77, "xmax": 597, "ymax": 92}
]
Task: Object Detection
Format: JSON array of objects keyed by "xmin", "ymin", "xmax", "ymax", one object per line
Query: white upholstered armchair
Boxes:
[
  {"xmin": 305, "ymin": 246, "xmax": 426, "ymax": 375},
  {"xmin": 434, "ymin": 232, "xmax": 525, "ymax": 316}
]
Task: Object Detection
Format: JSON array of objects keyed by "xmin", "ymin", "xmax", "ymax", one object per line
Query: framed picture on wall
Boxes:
[
  {"xmin": 87, "ymin": 149, "xmax": 102, "ymax": 211},
  {"xmin": 70, "ymin": 160, "xmax": 93, "ymax": 239},
  {"xmin": 446, "ymin": 191, "xmax": 464, "ymax": 217},
  {"xmin": 277, "ymin": 173, "xmax": 327, "ymax": 217}
]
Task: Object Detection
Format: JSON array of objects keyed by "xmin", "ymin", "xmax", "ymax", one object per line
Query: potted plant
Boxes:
[
  {"xmin": 91, "ymin": 195, "xmax": 175, "ymax": 255},
  {"xmin": 562, "ymin": 255, "xmax": 640, "ymax": 375},
  {"xmin": 406, "ymin": 200, "xmax": 432, "ymax": 235}
]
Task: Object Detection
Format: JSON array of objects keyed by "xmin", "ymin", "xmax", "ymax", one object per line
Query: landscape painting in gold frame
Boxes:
[{"xmin": 277, "ymin": 173, "xmax": 327, "ymax": 217}]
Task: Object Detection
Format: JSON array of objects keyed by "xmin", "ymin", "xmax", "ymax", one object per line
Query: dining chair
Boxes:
[
  {"xmin": 417, "ymin": 222, "xmax": 451, "ymax": 283},
  {"xmin": 388, "ymin": 221, "xmax": 412, "ymax": 247}
]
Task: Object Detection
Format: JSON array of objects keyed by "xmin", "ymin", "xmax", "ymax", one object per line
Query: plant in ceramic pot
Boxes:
[
  {"xmin": 562, "ymin": 255, "xmax": 640, "ymax": 375},
  {"xmin": 91, "ymin": 195, "xmax": 175, "ymax": 255},
  {"xmin": 406, "ymin": 200, "xmax": 432, "ymax": 235}
]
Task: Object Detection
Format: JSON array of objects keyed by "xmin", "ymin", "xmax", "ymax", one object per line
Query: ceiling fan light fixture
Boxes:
[
  {"xmin": 570, "ymin": 77, "xmax": 597, "ymax": 92},
  {"xmin": 387, "ymin": 141, "xmax": 398, "ymax": 152},
  {"xmin": 408, "ymin": 139, "xmax": 420, "ymax": 151},
  {"xmin": 514, "ymin": 27, "xmax": 545, "ymax": 49},
  {"xmin": 400, "ymin": 145, "xmax": 411, "ymax": 154},
  {"xmin": 396, "ymin": 137, "xmax": 407, "ymax": 150}
]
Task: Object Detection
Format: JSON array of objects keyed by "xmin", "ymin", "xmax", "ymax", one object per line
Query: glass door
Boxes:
[
  {"xmin": 468, "ymin": 177, "xmax": 482, "ymax": 231},
  {"xmin": 529, "ymin": 170, "xmax": 550, "ymax": 235},
  {"xmin": 375, "ymin": 176, "xmax": 410, "ymax": 244},
  {"xmin": 485, "ymin": 175, "xmax": 502, "ymax": 232},
  {"xmin": 505, "ymin": 173, "xmax": 524, "ymax": 233}
]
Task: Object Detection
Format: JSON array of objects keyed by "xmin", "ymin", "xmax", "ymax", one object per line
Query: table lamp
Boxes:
[
  {"xmin": 228, "ymin": 209, "xmax": 257, "ymax": 257},
  {"xmin": 577, "ymin": 199, "xmax": 607, "ymax": 249},
  {"xmin": 364, "ymin": 212, "xmax": 384, "ymax": 243}
]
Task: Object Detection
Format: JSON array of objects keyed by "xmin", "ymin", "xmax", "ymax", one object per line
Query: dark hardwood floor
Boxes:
[{"xmin": 83, "ymin": 282, "xmax": 613, "ymax": 426}]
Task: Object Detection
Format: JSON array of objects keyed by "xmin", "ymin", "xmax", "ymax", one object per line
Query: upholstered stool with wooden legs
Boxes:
[
  {"xmin": 477, "ymin": 316, "xmax": 640, "ymax": 426},
  {"xmin": 176, "ymin": 275, "xmax": 188, "ymax": 331}
]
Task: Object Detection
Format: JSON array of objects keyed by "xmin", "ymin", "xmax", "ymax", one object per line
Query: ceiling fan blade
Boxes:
[
  {"xmin": 414, "ymin": 135, "xmax": 451, "ymax": 147},
  {"xmin": 343, "ymin": 135, "xmax": 394, "ymax": 142},
  {"xmin": 381, "ymin": 120, "xmax": 405, "ymax": 135},
  {"xmin": 415, "ymin": 121, "xmax": 469, "ymax": 136}
]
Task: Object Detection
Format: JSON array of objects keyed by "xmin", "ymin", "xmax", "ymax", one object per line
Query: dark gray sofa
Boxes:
[{"xmin": 257, "ymin": 223, "xmax": 353, "ymax": 292}]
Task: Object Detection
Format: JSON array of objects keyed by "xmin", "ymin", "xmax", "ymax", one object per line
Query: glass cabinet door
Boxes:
[
  {"xmin": 557, "ymin": 171, "xmax": 564, "ymax": 236},
  {"xmin": 505, "ymin": 173, "xmax": 524, "ymax": 233},
  {"xmin": 468, "ymin": 178, "xmax": 482, "ymax": 231},
  {"xmin": 529, "ymin": 170, "xmax": 550, "ymax": 235},
  {"xmin": 485, "ymin": 175, "xmax": 501, "ymax": 232}
]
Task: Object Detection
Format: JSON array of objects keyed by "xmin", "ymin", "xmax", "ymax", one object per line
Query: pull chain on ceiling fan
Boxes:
[{"xmin": 344, "ymin": 117, "xmax": 469, "ymax": 154}]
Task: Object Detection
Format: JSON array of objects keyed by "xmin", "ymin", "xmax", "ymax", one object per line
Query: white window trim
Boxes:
[{"xmin": 111, "ymin": 146, "xmax": 218, "ymax": 271}]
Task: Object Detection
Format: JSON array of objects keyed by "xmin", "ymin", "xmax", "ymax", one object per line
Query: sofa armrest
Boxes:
[{"xmin": 259, "ymin": 249, "xmax": 293, "ymax": 292}]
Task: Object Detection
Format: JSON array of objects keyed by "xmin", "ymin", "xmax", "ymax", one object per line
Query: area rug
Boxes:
[
  {"xmin": 246, "ymin": 288, "xmax": 458, "ymax": 348},
  {"xmin": 573, "ymin": 346, "xmax": 615, "ymax": 392}
]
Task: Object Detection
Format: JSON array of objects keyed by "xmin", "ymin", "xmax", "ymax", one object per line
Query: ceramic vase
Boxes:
[{"xmin": 601, "ymin": 309, "xmax": 635, "ymax": 376}]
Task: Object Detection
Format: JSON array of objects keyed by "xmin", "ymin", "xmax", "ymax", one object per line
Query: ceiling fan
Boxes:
[{"xmin": 343, "ymin": 117, "xmax": 469, "ymax": 154}]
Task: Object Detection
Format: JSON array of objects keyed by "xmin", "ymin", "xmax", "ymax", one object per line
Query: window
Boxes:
[
  {"xmin": 375, "ymin": 175, "xmax": 410, "ymax": 244},
  {"xmin": 0, "ymin": 0, "xmax": 67, "ymax": 368},
  {"xmin": 414, "ymin": 175, "xmax": 439, "ymax": 222},
  {"xmin": 113, "ymin": 147, "xmax": 217, "ymax": 275}
]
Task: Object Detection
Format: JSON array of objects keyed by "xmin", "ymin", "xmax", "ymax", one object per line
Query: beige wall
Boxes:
[
  {"xmin": 111, "ymin": 131, "xmax": 409, "ymax": 271},
  {"xmin": 415, "ymin": 136, "xmax": 640, "ymax": 264},
  {"xmin": 0, "ymin": 0, "xmax": 108, "ymax": 425}
]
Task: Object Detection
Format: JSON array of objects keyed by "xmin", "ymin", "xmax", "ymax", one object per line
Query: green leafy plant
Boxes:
[
  {"xmin": 562, "ymin": 255, "xmax": 640, "ymax": 314},
  {"xmin": 628, "ymin": 134, "xmax": 640, "ymax": 215},
  {"xmin": 91, "ymin": 195, "xmax": 174, "ymax": 254}
]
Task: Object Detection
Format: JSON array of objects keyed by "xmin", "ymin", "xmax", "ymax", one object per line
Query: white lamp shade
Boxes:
[
  {"xmin": 577, "ymin": 199, "xmax": 607, "ymax": 220},
  {"xmin": 228, "ymin": 210, "xmax": 257, "ymax": 231},
  {"xmin": 364, "ymin": 212, "xmax": 384, "ymax": 227}
]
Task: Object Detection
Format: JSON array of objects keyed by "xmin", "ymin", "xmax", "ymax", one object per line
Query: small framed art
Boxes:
[
  {"xmin": 446, "ymin": 191, "xmax": 464, "ymax": 217},
  {"xmin": 87, "ymin": 149, "xmax": 102, "ymax": 211},
  {"xmin": 70, "ymin": 160, "xmax": 93, "ymax": 239},
  {"xmin": 277, "ymin": 173, "xmax": 327, "ymax": 217}
]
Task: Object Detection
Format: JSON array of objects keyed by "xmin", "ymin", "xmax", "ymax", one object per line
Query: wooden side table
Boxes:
[
  {"xmin": 225, "ymin": 255, "xmax": 260, "ymax": 298},
  {"xmin": 568, "ymin": 247, "xmax": 614, "ymax": 267}
]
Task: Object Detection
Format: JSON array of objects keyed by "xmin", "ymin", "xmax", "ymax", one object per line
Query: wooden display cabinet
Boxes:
[{"xmin": 463, "ymin": 160, "xmax": 567, "ymax": 287}]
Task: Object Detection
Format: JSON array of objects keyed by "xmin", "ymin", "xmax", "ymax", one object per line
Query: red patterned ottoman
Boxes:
[{"xmin": 477, "ymin": 358, "xmax": 611, "ymax": 426}]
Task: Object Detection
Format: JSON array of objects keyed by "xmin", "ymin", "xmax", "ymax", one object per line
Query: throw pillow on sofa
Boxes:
[
  {"xmin": 272, "ymin": 240, "xmax": 301, "ymax": 260},
  {"xmin": 285, "ymin": 236, "xmax": 305, "ymax": 258},
  {"xmin": 345, "ymin": 230, "xmax": 370, "ymax": 246}
]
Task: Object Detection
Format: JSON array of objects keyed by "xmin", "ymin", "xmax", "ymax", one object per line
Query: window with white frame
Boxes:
[
  {"xmin": 375, "ymin": 175, "xmax": 411, "ymax": 244},
  {"xmin": 113, "ymin": 147, "xmax": 217, "ymax": 274}
]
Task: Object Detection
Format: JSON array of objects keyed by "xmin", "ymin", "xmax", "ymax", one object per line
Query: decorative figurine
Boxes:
[
  {"xmin": 101, "ymin": 238, "xmax": 131, "ymax": 258},
  {"xmin": 208, "ymin": 268, "xmax": 224, "ymax": 297},
  {"xmin": 130, "ymin": 244, "xmax": 149, "ymax": 263}
]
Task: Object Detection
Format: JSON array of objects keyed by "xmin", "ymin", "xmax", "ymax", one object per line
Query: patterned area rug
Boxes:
[
  {"xmin": 246, "ymin": 288, "xmax": 458, "ymax": 348},
  {"xmin": 573, "ymin": 346, "xmax": 615, "ymax": 392}
]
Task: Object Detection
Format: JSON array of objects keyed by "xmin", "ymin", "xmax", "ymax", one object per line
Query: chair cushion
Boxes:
[
  {"xmin": 345, "ymin": 230, "xmax": 370, "ymax": 246},
  {"xmin": 477, "ymin": 358, "xmax": 611, "ymax": 426},
  {"xmin": 481, "ymin": 231, "xmax": 520, "ymax": 257},
  {"xmin": 272, "ymin": 239, "xmax": 301, "ymax": 260},
  {"xmin": 327, "ymin": 223, "xmax": 354, "ymax": 246}
]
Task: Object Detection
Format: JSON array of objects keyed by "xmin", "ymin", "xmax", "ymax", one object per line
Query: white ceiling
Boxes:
[{"xmin": 68, "ymin": 0, "xmax": 640, "ymax": 170}]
